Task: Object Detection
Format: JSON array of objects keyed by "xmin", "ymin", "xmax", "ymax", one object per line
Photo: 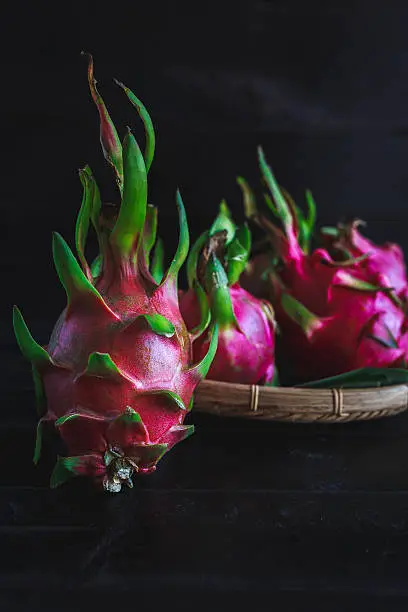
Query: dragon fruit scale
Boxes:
[
  {"xmin": 180, "ymin": 202, "xmax": 276, "ymax": 385},
  {"xmin": 12, "ymin": 56, "xmax": 218, "ymax": 493},
  {"xmin": 242, "ymin": 147, "xmax": 408, "ymax": 383}
]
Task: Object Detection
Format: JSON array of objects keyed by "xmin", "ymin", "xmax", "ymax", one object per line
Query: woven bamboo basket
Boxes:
[{"xmin": 194, "ymin": 379, "xmax": 408, "ymax": 423}]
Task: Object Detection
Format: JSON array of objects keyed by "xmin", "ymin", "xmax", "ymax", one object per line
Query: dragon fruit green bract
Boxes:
[
  {"xmin": 12, "ymin": 56, "xmax": 218, "ymax": 493},
  {"xmin": 242, "ymin": 147, "xmax": 408, "ymax": 383},
  {"xmin": 180, "ymin": 203, "xmax": 276, "ymax": 385}
]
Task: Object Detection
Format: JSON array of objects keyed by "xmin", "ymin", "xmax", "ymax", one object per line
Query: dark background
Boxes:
[{"xmin": 3, "ymin": 1, "xmax": 408, "ymax": 610}]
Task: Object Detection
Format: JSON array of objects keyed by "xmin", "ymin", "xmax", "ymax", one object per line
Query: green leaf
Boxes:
[
  {"xmin": 226, "ymin": 223, "xmax": 252, "ymax": 285},
  {"xmin": 50, "ymin": 454, "xmax": 104, "ymax": 488},
  {"xmin": 142, "ymin": 389, "xmax": 187, "ymax": 412},
  {"xmin": 52, "ymin": 232, "xmax": 115, "ymax": 315},
  {"xmin": 161, "ymin": 190, "xmax": 189, "ymax": 284},
  {"xmin": 89, "ymin": 171, "xmax": 102, "ymax": 237},
  {"xmin": 320, "ymin": 226, "xmax": 339, "ymax": 238},
  {"xmin": 151, "ymin": 237, "xmax": 165, "ymax": 283},
  {"xmin": 49, "ymin": 456, "xmax": 81, "ymax": 488},
  {"xmin": 143, "ymin": 205, "xmax": 158, "ymax": 264},
  {"xmin": 188, "ymin": 323, "xmax": 219, "ymax": 380},
  {"xmin": 144, "ymin": 314, "xmax": 175, "ymax": 338},
  {"xmin": 237, "ymin": 176, "xmax": 258, "ymax": 219},
  {"xmin": 129, "ymin": 443, "xmax": 168, "ymax": 468},
  {"xmin": 115, "ymin": 406, "xmax": 144, "ymax": 426},
  {"xmin": 186, "ymin": 230, "xmax": 209, "ymax": 289},
  {"xmin": 55, "ymin": 413, "xmax": 81, "ymax": 427},
  {"xmin": 114, "ymin": 78, "xmax": 156, "ymax": 172},
  {"xmin": 280, "ymin": 293, "xmax": 323, "ymax": 340},
  {"xmin": 84, "ymin": 352, "xmax": 123, "ymax": 379},
  {"xmin": 33, "ymin": 419, "xmax": 44, "ymax": 465},
  {"xmin": 13, "ymin": 306, "xmax": 52, "ymax": 368},
  {"xmin": 90, "ymin": 254, "xmax": 102, "ymax": 279},
  {"xmin": 110, "ymin": 130, "xmax": 148, "ymax": 257},
  {"xmin": 189, "ymin": 280, "xmax": 211, "ymax": 341},
  {"xmin": 209, "ymin": 199, "xmax": 236, "ymax": 244},
  {"xmin": 334, "ymin": 271, "xmax": 392, "ymax": 293},
  {"xmin": 263, "ymin": 192, "xmax": 279, "ymax": 218},
  {"xmin": 305, "ymin": 189, "xmax": 317, "ymax": 234},
  {"xmin": 205, "ymin": 254, "xmax": 238, "ymax": 329},
  {"xmin": 84, "ymin": 53, "xmax": 123, "ymax": 189},
  {"xmin": 109, "ymin": 407, "xmax": 149, "ymax": 442},
  {"xmin": 75, "ymin": 167, "xmax": 94, "ymax": 280},
  {"xmin": 298, "ymin": 367, "xmax": 408, "ymax": 389},
  {"xmin": 258, "ymin": 147, "xmax": 294, "ymax": 232}
]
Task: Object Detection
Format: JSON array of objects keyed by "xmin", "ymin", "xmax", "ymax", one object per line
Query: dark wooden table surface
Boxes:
[{"xmin": 2, "ymin": 321, "xmax": 408, "ymax": 611}]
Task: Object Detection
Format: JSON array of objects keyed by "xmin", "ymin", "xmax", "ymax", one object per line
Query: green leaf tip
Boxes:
[
  {"xmin": 84, "ymin": 352, "xmax": 123, "ymax": 379},
  {"xmin": 192, "ymin": 323, "xmax": 219, "ymax": 379},
  {"xmin": 186, "ymin": 230, "xmax": 209, "ymax": 289},
  {"xmin": 226, "ymin": 223, "xmax": 251, "ymax": 285},
  {"xmin": 50, "ymin": 454, "xmax": 104, "ymax": 488},
  {"xmin": 75, "ymin": 167, "xmax": 94, "ymax": 281},
  {"xmin": 280, "ymin": 293, "xmax": 324, "ymax": 340},
  {"xmin": 162, "ymin": 190, "xmax": 189, "ymax": 284},
  {"xmin": 110, "ymin": 130, "xmax": 148, "ymax": 257},
  {"xmin": 84, "ymin": 53, "xmax": 123, "ymax": 188},
  {"xmin": 320, "ymin": 226, "xmax": 339, "ymax": 237},
  {"xmin": 114, "ymin": 78, "xmax": 156, "ymax": 172},
  {"xmin": 90, "ymin": 254, "xmax": 103, "ymax": 279},
  {"xmin": 305, "ymin": 189, "xmax": 317, "ymax": 232},
  {"xmin": 143, "ymin": 389, "xmax": 187, "ymax": 412},
  {"xmin": 33, "ymin": 419, "xmax": 44, "ymax": 465},
  {"xmin": 257, "ymin": 146, "xmax": 293, "ymax": 232},
  {"xmin": 13, "ymin": 306, "xmax": 51, "ymax": 368},
  {"xmin": 143, "ymin": 205, "xmax": 158, "ymax": 264},
  {"xmin": 49, "ymin": 456, "xmax": 81, "ymax": 489},
  {"xmin": 55, "ymin": 413, "xmax": 83, "ymax": 427},
  {"xmin": 204, "ymin": 254, "xmax": 238, "ymax": 329},
  {"xmin": 52, "ymin": 232, "xmax": 115, "ymax": 315},
  {"xmin": 151, "ymin": 237, "xmax": 165, "ymax": 283},
  {"xmin": 298, "ymin": 367, "xmax": 408, "ymax": 389},
  {"xmin": 335, "ymin": 271, "xmax": 394, "ymax": 293},
  {"xmin": 209, "ymin": 199, "xmax": 236, "ymax": 244},
  {"xmin": 144, "ymin": 313, "xmax": 175, "ymax": 337},
  {"xmin": 237, "ymin": 176, "xmax": 258, "ymax": 219},
  {"xmin": 189, "ymin": 280, "xmax": 211, "ymax": 341}
]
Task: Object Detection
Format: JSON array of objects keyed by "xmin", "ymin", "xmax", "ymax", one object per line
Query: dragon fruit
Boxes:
[
  {"xmin": 320, "ymin": 219, "xmax": 408, "ymax": 302},
  {"xmin": 12, "ymin": 56, "xmax": 217, "ymax": 493},
  {"xmin": 180, "ymin": 203, "xmax": 276, "ymax": 385},
  {"xmin": 241, "ymin": 147, "xmax": 408, "ymax": 383}
]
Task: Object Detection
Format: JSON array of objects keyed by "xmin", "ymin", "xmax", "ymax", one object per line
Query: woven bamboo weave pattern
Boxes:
[{"xmin": 194, "ymin": 380, "xmax": 408, "ymax": 423}]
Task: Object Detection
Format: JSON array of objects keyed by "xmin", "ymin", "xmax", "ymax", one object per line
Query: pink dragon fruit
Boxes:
[
  {"xmin": 12, "ymin": 56, "xmax": 217, "ymax": 493},
  {"xmin": 241, "ymin": 147, "xmax": 408, "ymax": 383},
  {"xmin": 180, "ymin": 203, "xmax": 276, "ymax": 385},
  {"xmin": 320, "ymin": 219, "xmax": 408, "ymax": 301}
]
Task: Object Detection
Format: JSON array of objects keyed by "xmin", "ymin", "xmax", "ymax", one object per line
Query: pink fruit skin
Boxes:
[
  {"xmin": 45, "ymin": 282, "xmax": 195, "ymax": 441},
  {"xmin": 181, "ymin": 284, "xmax": 276, "ymax": 385}
]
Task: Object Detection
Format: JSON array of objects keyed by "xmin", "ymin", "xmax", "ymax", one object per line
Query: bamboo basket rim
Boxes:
[{"xmin": 194, "ymin": 379, "xmax": 408, "ymax": 423}]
